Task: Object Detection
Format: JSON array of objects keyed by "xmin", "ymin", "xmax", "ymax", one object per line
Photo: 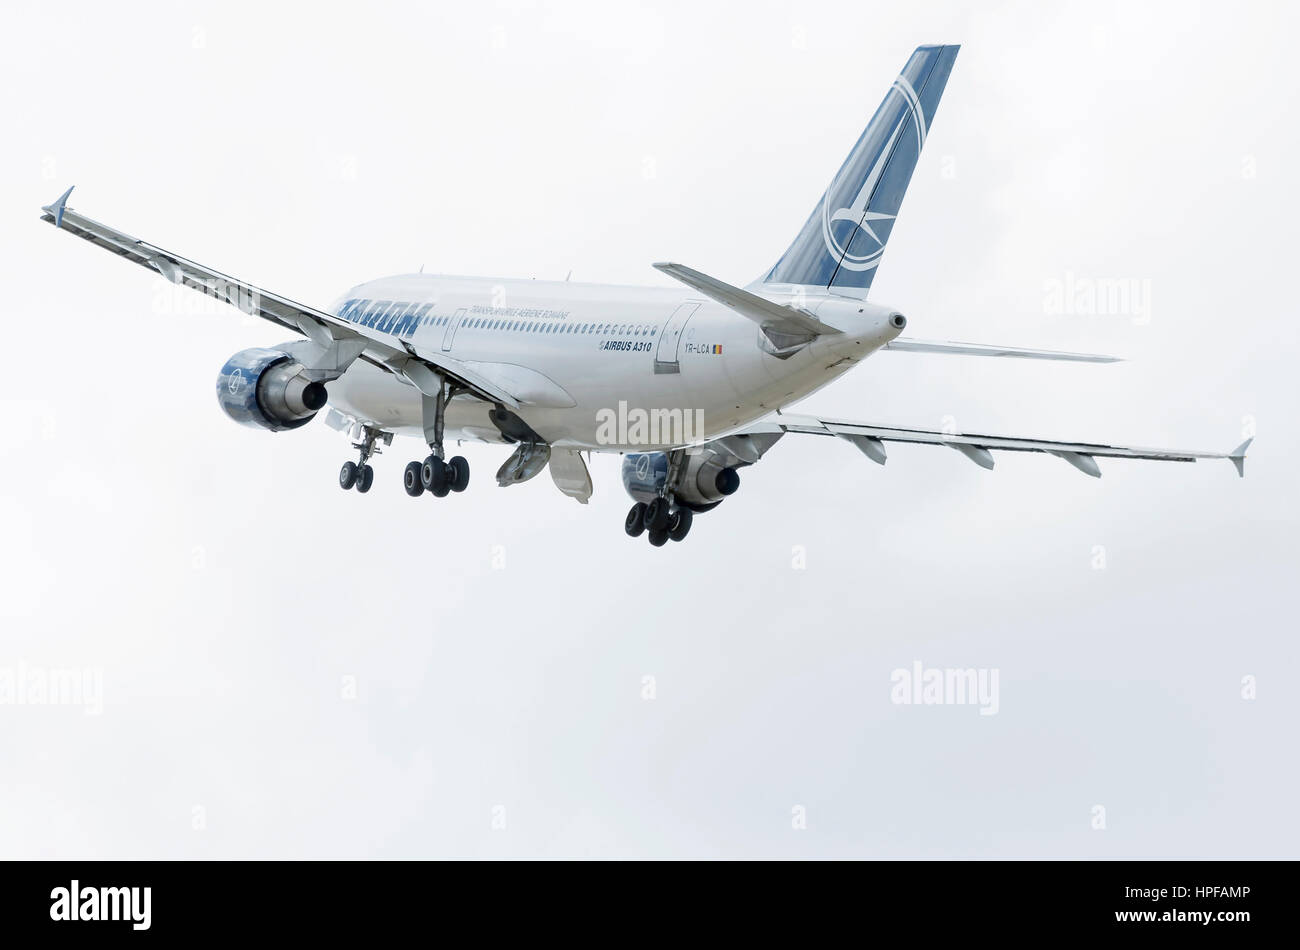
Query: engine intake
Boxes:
[{"xmin": 216, "ymin": 347, "xmax": 326, "ymax": 431}]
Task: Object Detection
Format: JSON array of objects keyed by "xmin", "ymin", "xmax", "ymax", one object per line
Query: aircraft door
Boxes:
[
  {"xmin": 441, "ymin": 307, "xmax": 468, "ymax": 352},
  {"xmin": 653, "ymin": 302, "xmax": 701, "ymax": 374}
]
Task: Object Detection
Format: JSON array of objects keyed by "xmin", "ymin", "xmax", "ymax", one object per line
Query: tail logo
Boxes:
[
  {"xmin": 821, "ymin": 76, "xmax": 927, "ymax": 273},
  {"xmin": 763, "ymin": 44, "xmax": 957, "ymax": 293}
]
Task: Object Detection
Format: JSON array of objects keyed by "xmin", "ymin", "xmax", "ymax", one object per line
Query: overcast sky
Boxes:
[{"xmin": 1, "ymin": 0, "xmax": 1296, "ymax": 858}]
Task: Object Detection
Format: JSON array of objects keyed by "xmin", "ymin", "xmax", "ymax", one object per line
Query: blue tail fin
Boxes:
[{"xmin": 763, "ymin": 44, "xmax": 959, "ymax": 297}]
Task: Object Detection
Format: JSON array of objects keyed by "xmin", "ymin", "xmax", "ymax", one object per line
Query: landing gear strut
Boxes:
[{"xmin": 408, "ymin": 374, "xmax": 470, "ymax": 499}]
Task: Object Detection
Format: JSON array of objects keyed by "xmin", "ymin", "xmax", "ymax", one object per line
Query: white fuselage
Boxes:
[{"xmin": 324, "ymin": 273, "xmax": 903, "ymax": 451}]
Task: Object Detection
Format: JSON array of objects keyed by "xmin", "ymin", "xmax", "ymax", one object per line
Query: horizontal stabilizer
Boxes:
[
  {"xmin": 884, "ymin": 339, "xmax": 1121, "ymax": 363},
  {"xmin": 654, "ymin": 262, "xmax": 840, "ymax": 338}
]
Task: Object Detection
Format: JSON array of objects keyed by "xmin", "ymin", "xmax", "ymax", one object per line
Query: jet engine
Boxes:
[
  {"xmin": 215, "ymin": 347, "xmax": 327, "ymax": 431},
  {"xmin": 622, "ymin": 451, "xmax": 741, "ymax": 511}
]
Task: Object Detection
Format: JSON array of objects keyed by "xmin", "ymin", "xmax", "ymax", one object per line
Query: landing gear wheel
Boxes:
[
  {"xmin": 356, "ymin": 464, "xmax": 374, "ymax": 493},
  {"xmin": 447, "ymin": 455, "xmax": 470, "ymax": 492},
  {"xmin": 644, "ymin": 496, "xmax": 671, "ymax": 532},
  {"xmin": 647, "ymin": 529, "xmax": 669, "ymax": 547},
  {"xmin": 625, "ymin": 503, "xmax": 648, "ymax": 538},
  {"xmin": 339, "ymin": 461, "xmax": 358, "ymax": 490},
  {"xmin": 403, "ymin": 461, "xmax": 425, "ymax": 497},
  {"xmin": 422, "ymin": 456, "xmax": 450, "ymax": 497},
  {"xmin": 668, "ymin": 507, "xmax": 693, "ymax": 542}
]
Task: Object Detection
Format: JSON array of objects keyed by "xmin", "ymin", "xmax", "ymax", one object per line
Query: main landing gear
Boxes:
[
  {"xmin": 624, "ymin": 449, "xmax": 694, "ymax": 546},
  {"xmin": 339, "ymin": 425, "xmax": 389, "ymax": 493},
  {"xmin": 404, "ymin": 454, "xmax": 470, "ymax": 497},
  {"xmin": 402, "ymin": 373, "xmax": 470, "ymax": 500},
  {"xmin": 625, "ymin": 500, "xmax": 693, "ymax": 545}
]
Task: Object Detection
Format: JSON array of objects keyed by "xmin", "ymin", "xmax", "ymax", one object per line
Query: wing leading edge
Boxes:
[{"xmin": 39, "ymin": 186, "xmax": 522, "ymax": 409}]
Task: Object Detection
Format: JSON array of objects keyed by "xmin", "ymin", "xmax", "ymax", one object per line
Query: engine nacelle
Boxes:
[
  {"xmin": 215, "ymin": 347, "xmax": 327, "ymax": 431},
  {"xmin": 622, "ymin": 452, "xmax": 740, "ymax": 509}
]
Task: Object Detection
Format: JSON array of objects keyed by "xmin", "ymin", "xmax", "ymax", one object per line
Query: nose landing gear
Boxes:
[{"xmin": 338, "ymin": 425, "xmax": 389, "ymax": 493}]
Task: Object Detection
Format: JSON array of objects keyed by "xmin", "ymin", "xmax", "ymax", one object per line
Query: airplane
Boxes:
[{"xmin": 40, "ymin": 44, "xmax": 1249, "ymax": 547}]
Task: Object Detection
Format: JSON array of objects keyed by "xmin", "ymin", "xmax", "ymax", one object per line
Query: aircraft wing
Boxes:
[
  {"xmin": 735, "ymin": 412, "xmax": 1251, "ymax": 478},
  {"xmin": 39, "ymin": 186, "xmax": 521, "ymax": 408}
]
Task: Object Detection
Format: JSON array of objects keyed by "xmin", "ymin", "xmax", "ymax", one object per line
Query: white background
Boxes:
[{"xmin": 1, "ymin": 0, "xmax": 1295, "ymax": 857}]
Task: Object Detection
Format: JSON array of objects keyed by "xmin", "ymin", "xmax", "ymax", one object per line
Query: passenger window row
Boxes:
[
  {"xmin": 337, "ymin": 298, "xmax": 657, "ymax": 338},
  {"xmin": 458, "ymin": 316, "xmax": 657, "ymax": 337}
]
